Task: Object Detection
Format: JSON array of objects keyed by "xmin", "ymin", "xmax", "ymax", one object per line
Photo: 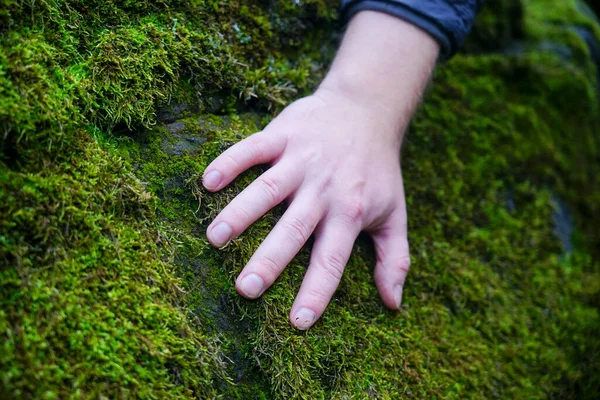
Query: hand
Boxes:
[
  {"xmin": 203, "ymin": 11, "xmax": 439, "ymax": 329},
  {"xmin": 203, "ymin": 87, "xmax": 410, "ymax": 329}
]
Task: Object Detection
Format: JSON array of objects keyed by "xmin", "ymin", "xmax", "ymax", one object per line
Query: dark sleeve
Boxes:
[{"xmin": 340, "ymin": 0, "xmax": 484, "ymax": 59}]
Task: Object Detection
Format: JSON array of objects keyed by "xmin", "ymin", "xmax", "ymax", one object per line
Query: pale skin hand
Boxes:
[{"xmin": 202, "ymin": 11, "xmax": 439, "ymax": 330}]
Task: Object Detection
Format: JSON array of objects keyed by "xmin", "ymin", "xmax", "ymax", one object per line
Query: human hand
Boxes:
[
  {"xmin": 203, "ymin": 86, "xmax": 410, "ymax": 329},
  {"xmin": 203, "ymin": 11, "xmax": 439, "ymax": 329}
]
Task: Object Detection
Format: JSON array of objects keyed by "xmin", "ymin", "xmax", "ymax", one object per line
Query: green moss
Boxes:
[
  {"xmin": 464, "ymin": 0, "xmax": 525, "ymax": 53},
  {"xmin": 1, "ymin": 0, "xmax": 600, "ymax": 398},
  {"xmin": 0, "ymin": 134, "xmax": 227, "ymax": 398}
]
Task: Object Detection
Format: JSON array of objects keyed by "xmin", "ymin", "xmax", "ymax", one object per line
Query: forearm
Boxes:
[{"xmin": 317, "ymin": 11, "xmax": 439, "ymax": 143}]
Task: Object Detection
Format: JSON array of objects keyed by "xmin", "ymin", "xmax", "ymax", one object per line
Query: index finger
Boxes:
[{"xmin": 203, "ymin": 130, "xmax": 287, "ymax": 191}]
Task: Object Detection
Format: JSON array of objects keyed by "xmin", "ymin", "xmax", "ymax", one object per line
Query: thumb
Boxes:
[{"xmin": 371, "ymin": 209, "xmax": 411, "ymax": 310}]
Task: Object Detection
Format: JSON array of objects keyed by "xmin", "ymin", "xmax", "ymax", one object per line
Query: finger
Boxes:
[
  {"xmin": 206, "ymin": 160, "xmax": 302, "ymax": 247},
  {"xmin": 289, "ymin": 218, "xmax": 360, "ymax": 330},
  {"xmin": 203, "ymin": 130, "xmax": 287, "ymax": 191},
  {"xmin": 235, "ymin": 192, "xmax": 323, "ymax": 300},
  {"xmin": 371, "ymin": 209, "xmax": 411, "ymax": 310}
]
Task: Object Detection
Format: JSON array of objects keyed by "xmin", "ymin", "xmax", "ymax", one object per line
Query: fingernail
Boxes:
[
  {"xmin": 239, "ymin": 273, "xmax": 264, "ymax": 299},
  {"xmin": 394, "ymin": 285, "xmax": 403, "ymax": 309},
  {"xmin": 209, "ymin": 222, "xmax": 232, "ymax": 247},
  {"xmin": 293, "ymin": 308, "xmax": 316, "ymax": 330},
  {"xmin": 203, "ymin": 170, "xmax": 222, "ymax": 189}
]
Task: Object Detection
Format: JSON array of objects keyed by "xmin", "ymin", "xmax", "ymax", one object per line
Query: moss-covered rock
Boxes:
[{"xmin": 1, "ymin": 0, "xmax": 599, "ymax": 398}]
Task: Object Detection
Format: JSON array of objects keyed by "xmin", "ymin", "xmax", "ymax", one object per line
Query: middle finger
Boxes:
[{"xmin": 235, "ymin": 191, "xmax": 323, "ymax": 299}]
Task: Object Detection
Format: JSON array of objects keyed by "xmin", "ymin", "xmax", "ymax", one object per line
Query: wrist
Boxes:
[
  {"xmin": 317, "ymin": 72, "xmax": 407, "ymax": 130},
  {"xmin": 317, "ymin": 11, "xmax": 439, "ymax": 137},
  {"xmin": 312, "ymin": 84, "xmax": 405, "ymax": 151}
]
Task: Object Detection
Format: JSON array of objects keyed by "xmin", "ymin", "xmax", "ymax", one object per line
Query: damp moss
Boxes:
[
  {"xmin": 0, "ymin": 133, "xmax": 228, "ymax": 398},
  {"xmin": 1, "ymin": 0, "xmax": 600, "ymax": 399}
]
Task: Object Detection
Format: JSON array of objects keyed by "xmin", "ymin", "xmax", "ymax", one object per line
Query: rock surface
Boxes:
[{"xmin": 1, "ymin": 0, "xmax": 600, "ymax": 398}]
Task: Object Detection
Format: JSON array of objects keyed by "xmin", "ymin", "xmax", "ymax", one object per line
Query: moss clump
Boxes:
[
  {"xmin": 1, "ymin": 0, "xmax": 600, "ymax": 398},
  {"xmin": 463, "ymin": 0, "xmax": 525, "ymax": 53},
  {"xmin": 0, "ymin": 132, "xmax": 226, "ymax": 398},
  {"xmin": 1, "ymin": 1, "xmax": 337, "ymax": 397},
  {"xmin": 0, "ymin": 0, "xmax": 338, "ymax": 165}
]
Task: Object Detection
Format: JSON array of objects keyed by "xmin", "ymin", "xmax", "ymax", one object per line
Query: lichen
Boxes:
[{"xmin": 1, "ymin": 0, "xmax": 599, "ymax": 399}]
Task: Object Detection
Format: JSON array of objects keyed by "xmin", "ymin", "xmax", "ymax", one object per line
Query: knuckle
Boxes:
[
  {"xmin": 314, "ymin": 175, "xmax": 333, "ymax": 194},
  {"xmin": 256, "ymin": 255, "xmax": 281, "ymax": 277},
  {"xmin": 340, "ymin": 197, "xmax": 366, "ymax": 226},
  {"xmin": 302, "ymin": 147, "xmax": 323, "ymax": 164},
  {"xmin": 228, "ymin": 206, "xmax": 251, "ymax": 225},
  {"xmin": 282, "ymin": 216, "xmax": 311, "ymax": 247},
  {"xmin": 398, "ymin": 255, "xmax": 411, "ymax": 273},
  {"xmin": 258, "ymin": 175, "xmax": 283, "ymax": 204},
  {"xmin": 305, "ymin": 287, "xmax": 330, "ymax": 307},
  {"xmin": 224, "ymin": 152, "xmax": 241, "ymax": 170},
  {"xmin": 246, "ymin": 135, "xmax": 265, "ymax": 159},
  {"xmin": 319, "ymin": 251, "xmax": 346, "ymax": 281}
]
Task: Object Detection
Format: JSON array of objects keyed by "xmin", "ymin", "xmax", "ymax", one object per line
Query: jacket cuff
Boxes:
[{"xmin": 340, "ymin": 0, "xmax": 455, "ymax": 60}]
